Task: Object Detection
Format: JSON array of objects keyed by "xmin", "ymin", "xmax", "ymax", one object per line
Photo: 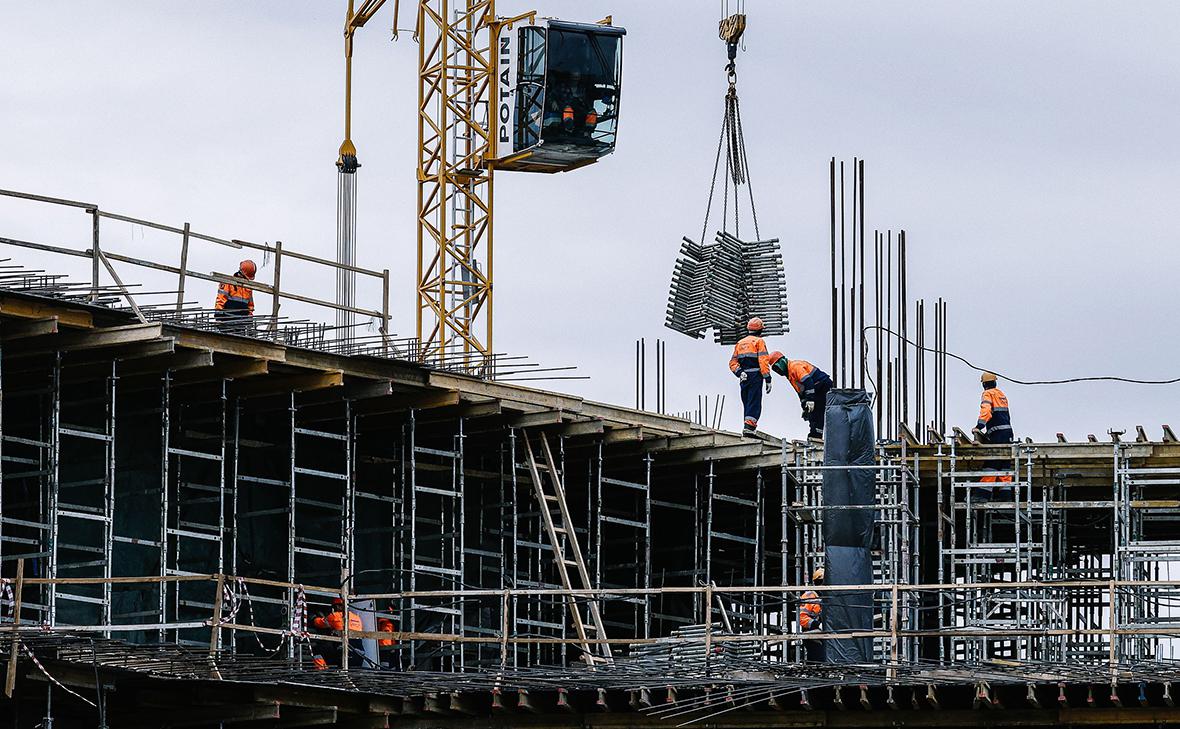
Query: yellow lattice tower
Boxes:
[{"xmin": 416, "ymin": 0, "xmax": 498, "ymax": 373}]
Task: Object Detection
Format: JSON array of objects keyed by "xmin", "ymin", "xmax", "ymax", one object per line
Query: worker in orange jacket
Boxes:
[
  {"xmin": 729, "ymin": 318, "xmax": 772, "ymax": 436},
  {"xmin": 972, "ymin": 371, "xmax": 1014, "ymax": 501},
  {"xmin": 311, "ymin": 597, "xmax": 363, "ymax": 667},
  {"xmin": 768, "ymin": 353, "xmax": 832, "ymax": 440},
  {"xmin": 214, "ymin": 259, "xmax": 256, "ymax": 331},
  {"xmin": 799, "ymin": 567, "xmax": 825, "ymax": 662}
]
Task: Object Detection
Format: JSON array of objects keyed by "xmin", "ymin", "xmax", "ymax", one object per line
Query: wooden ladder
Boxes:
[{"xmin": 522, "ymin": 431, "xmax": 612, "ymax": 665}]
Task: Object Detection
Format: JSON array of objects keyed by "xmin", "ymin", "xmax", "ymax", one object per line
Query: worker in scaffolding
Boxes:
[
  {"xmin": 376, "ymin": 607, "xmax": 398, "ymax": 668},
  {"xmin": 768, "ymin": 353, "xmax": 833, "ymax": 441},
  {"xmin": 214, "ymin": 259, "xmax": 257, "ymax": 333},
  {"xmin": 729, "ymin": 317, "xmax": 772, "ymax": 437},
  {"xmin": 311, "ymin": 597, "xmax": 364, "ymax": 668},
  {"xmin": 972, "ymin": 371, "xmax": 1014, "ymax": 501},
  {"xmin": 799, "ymin": 567, "xmax": 825, "ymax": 662}
]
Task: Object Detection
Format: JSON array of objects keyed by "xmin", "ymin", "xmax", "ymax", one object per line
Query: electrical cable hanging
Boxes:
[
  {"xmin": 862, "ymin": 325, "xmax": 1180, "ymax": 387},
  {"xmin": 665, "ymin": 8, "xmax": 789, "ymax": 345}
]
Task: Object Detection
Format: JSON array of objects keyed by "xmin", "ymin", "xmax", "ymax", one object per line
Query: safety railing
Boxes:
[
  {"xmin": 0, "ymin": 188, "xmax": 392, "ymax": 353},
  {"xmin": 5, "ymin": 564, "xmax": 1180, "ymax": 685}
]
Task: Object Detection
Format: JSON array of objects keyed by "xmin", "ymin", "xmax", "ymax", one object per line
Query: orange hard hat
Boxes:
[
  {"xmin": 768, "ymin": 351, "xmax": 784, "ymax": 367},
  {"xmin": 239, "ymin": 259, "xmax": 257, "ymax": 280},
  {"xmin": 747, "ymin": 317, "xmax": 764, "ymax": 332},
  {"xmin": 331, "ymin": 597, "xmax": 344, "ymax": 607}
]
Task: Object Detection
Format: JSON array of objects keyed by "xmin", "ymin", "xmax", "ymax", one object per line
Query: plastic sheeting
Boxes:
[{"xmin": 821, "ymin": 389, "xmax": 876, "ymax": 662}]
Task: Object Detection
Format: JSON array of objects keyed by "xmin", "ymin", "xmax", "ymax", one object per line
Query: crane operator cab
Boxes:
[{"xmin": 496, "ymin": 19, "xmax": 625, "ymax": 173}]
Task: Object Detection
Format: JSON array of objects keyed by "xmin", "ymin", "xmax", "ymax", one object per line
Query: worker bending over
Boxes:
[
  {"xmin": 214, "ymin": 259, "xmax": 257, "ymax": 332},
  {"xmin": 310, "ymin": 597, "xmax": 363, "ymax": 668},
  {"xmin": 972, "ymin": 371, "xmax": 1014, "ymax": 501},
  {"xmin": 728, "ymin": 318, "xmax": 772, "ymax": 437},
  {"xmin": 799, "ymin": 568, "xmax": 825, "ymax": 662},
  {"xmin": 768, "ymin": 353, "xmax": 832, "ymax": 440}
]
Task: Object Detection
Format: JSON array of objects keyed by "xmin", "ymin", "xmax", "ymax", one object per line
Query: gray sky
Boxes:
[{"xmin": 2, "ymin": 1, "xmax": 1178, "ymax": 441}]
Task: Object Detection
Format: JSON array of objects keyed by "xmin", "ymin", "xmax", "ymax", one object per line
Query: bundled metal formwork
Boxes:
[{"xmin": 664, "ymin": 232, "xmax": 789, "ymax": 345}]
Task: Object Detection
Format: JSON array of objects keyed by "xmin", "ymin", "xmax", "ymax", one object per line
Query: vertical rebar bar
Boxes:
[
  {"xmin": 886, "ymin": 231, "xmax": 893, "ymax": 435},
  {"xmin": 900, "ymin": 231, "xmax": 908, "ymax": 428},
  {"xmin": 858, "ymin": 159, "xmax": 866, "ymax": 390},
  {"xmin": 641, "ymin": 338, "xmax": 646, "ymax": 411},
  {"xmin": 850, "ymin": 158, "xmax": 857, "ymax": 388},
  {"xmin": 829, "ymin": 158, "xmax": 837, "ymax": 383},
  {"xmin": 875, "ymin": 231, "xmax": 883, "ymax": 434},
  {"xmin": 839, "ymin": 161, "xmax": 847, "ymax": 386}
]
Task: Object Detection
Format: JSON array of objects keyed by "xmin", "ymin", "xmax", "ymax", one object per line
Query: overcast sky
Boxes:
[{"xmin": 2, "ymin": 1, "xmax": 1178, "ymax": 441}]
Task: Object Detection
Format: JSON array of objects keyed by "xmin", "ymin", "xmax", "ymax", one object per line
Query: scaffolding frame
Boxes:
[
  {"xmin": 5, "ymin": 318, "xmax": 1180, "ymax": 688},
  {"xmin": 785, "ymin": 441, "xmax": 921, "ymax": 664}
]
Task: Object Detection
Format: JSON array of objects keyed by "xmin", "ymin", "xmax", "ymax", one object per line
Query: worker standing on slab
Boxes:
[
  {"xmin": 972, "ymin": 372, "xmax": 1014, "ymax": 501},
  {"xmin": 729, "ymin": 317, "xmax": 772, "ymax": 436},
  {"xmin": 214, "ymin": 259, "xmax": 257, "ymax": 333},
  {"xmin": 768, "ymin": 353, "xmax": 833, "ymax": 440},
  {"xmin": 799, "ymin": 567, "xmax": 825, "ymax": 662}
]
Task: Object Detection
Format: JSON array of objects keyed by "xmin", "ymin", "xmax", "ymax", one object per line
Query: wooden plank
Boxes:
[
  {"xmin": 428, "ymin": 372, "xmax": 583, "ymax": 412},
  {"xmin": 353, "ymin": 389, "xmax": 461, "ymax": 416},
  {"xmin": 0, "ymin": 296, "xmax": 93, "ymax": 328},
  {"xmin": 509, "ymin": 410, "xmax": 565, "ymax": 428},
  {"xmin": 267, "ymin": 708, "xmax": 339, "ymax": 727},
  {"xmin": 4, "ymin": 559, "xmax": 23, "ymax": 698},
  {"xmin": 8, "ymin": 322, "xmax": 164, "ymax": 356},
  {"xmin": 1, "ymin": 317, "xmax": 58, "ymax": 341},
  {"xmin": 230, "ymin": 371, "xmax": 344, "ymax": 399},
  {"xmin": 172, "ymin": 358, "xmax": 268, "ymax": 386},
  {"xmin": 61, "ymin": 339, "xmax": 176, "ymax": 366},
  {"xmin": 662, "ymin": 442, "xmax": 768, "ymax": 465},
  {"xmin": 557, "ymin": 420, "xmax": 605, "ymax": 438},
  {"xmin": 116, "ymin": 348, "xmax": 215, "ymax": 376},
  {"xmin": 659, "ymin": 433, "xmax": 721, "ymax": 452},
  {"xmin": 580, "ymin": 402, "xmax": 695, "ymax": 435},
  {"xmin": 288, "ymin": 348, "xmax": 425, "ymax": 387},
  {"xmin": 343, "ymin": 379, "xmax": 394, "ymax": 401},
  {"xmin": 603, "ymin": 427, "xmax": 645, "ymax": 444},
  {"xmin": 171, "ymin": 327, "xmax": 288, "ymax": 363},
  {"xmin": 117, "ymin": 703, "xmax": 281, "ymax": 728}
]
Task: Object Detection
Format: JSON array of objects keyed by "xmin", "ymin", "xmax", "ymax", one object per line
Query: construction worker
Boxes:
[
  {"xmin": 799, "ymin": 567, "xmax": 825, "ymax": 662},
  {"xmin": 972, "ymin": 371, "xmax": 1014, "ymax": 502},
  {"xmin": 768, "ymin": 353, "xmax": 833, "ymax": 440},
  {"xmin": 728, "ymin": 317, "xmax": 772, "ymax": 436},
  {"xmin": 310, "ymin": 597, "xmax": 363, "ymax": 667},
  {"xmin": 214, "ymin": 259, "xmax": 256, "ymax": 332}
]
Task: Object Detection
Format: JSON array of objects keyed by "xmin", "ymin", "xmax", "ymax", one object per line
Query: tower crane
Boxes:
[{"xmin": 337, "ymin": 0, "xmax": 625, "ymax": 374}]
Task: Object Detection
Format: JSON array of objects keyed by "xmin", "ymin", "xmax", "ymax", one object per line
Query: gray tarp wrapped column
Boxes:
[{"xmin": 821, "ymin": 389, "xmax": 876, "ymax": 663}]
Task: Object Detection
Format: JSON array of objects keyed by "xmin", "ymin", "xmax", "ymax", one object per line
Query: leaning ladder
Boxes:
[{"xmin": 521, "ymin": 431, "xmax": 613, "ymax": 664}]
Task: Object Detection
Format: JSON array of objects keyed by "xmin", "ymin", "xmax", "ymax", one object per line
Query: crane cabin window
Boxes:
[{"xmin": 507, "ymin": 19, "xmax": 625, "ymax": 173}]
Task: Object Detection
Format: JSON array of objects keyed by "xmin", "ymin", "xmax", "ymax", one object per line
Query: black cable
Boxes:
[{"xmin": 862, "ymin": 325, "xmax": 1180, "ymax": 386}]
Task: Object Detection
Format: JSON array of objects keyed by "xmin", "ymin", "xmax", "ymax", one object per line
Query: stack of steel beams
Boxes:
[{"xmin": 665, "ymin": 231, "xmax": 789, "ymax": 345}]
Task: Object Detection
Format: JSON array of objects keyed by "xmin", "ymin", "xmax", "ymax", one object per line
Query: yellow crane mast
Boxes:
[{"xmin": 340, "ymin": 1, "xmax": 625, "ymax": 373}]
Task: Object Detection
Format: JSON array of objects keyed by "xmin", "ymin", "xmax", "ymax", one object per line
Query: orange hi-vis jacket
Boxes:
[
  {"xmin": 786, "ymin": 360, "xmax": 825, "ymax": 396},
  {"xmin": 729, "ymin": 335, "xmax": 770, "ymax": 378},
  {"xmin": 312, "ymin": 609, "xmax": 363, "ymax": 634},
  {"xmin": 799, "ymin": 590, "xmax": 821, "ymax": 631},
  {"xmin": 976, "ymin": 387, "xmax": 1013, "ymax": 444},
  {"xmin": 377, "ymin": 617, "xmax": 396, "ymax": 647},
  {"xmin": 215, "ymin": 274, "xmax": 254, "ymax": 314}
]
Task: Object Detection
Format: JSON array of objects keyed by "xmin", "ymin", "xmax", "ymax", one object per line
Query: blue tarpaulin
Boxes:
[{"xmin": 821, "ymin": 389, "xmax": 876, "ymax": 663}]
